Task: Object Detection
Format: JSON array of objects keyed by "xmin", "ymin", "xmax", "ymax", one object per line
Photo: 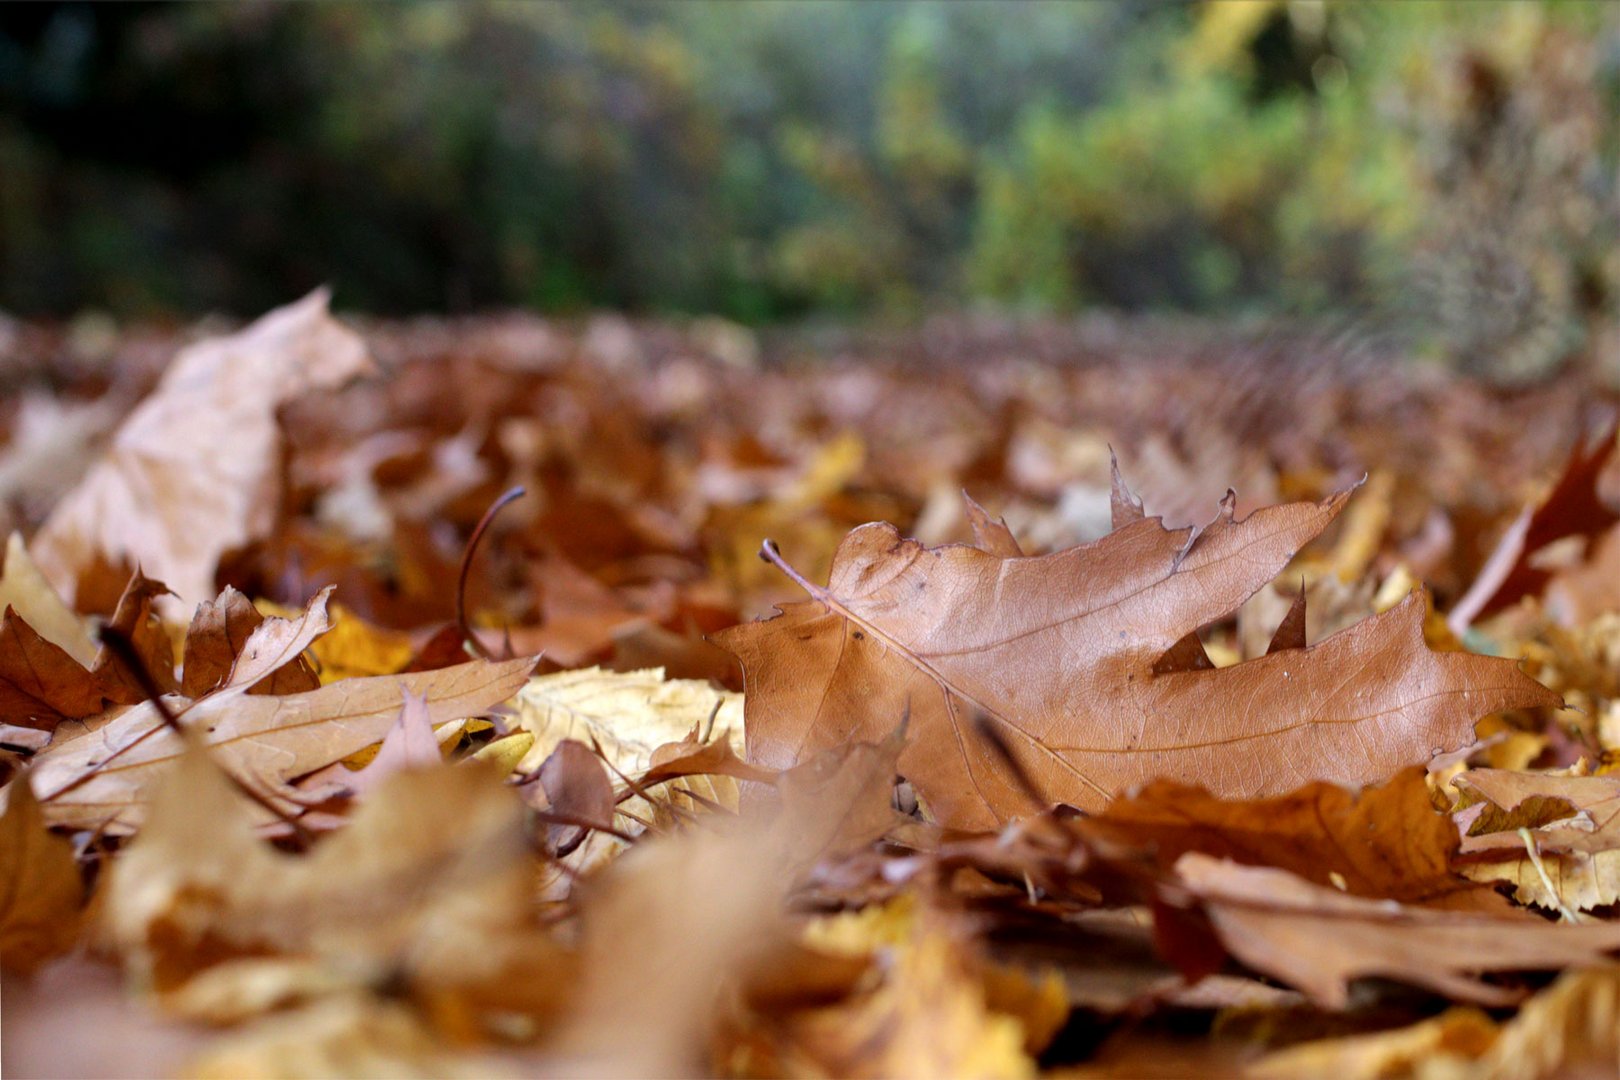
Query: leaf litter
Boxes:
[{"xmin": 9, "ymin": 299, "xmax": 1620, "ymax": 1076}]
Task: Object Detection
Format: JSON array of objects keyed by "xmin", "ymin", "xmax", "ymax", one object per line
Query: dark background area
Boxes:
[{"xmin": 2, "ymin": 1, "xmax": 1618, "ymax": 378}]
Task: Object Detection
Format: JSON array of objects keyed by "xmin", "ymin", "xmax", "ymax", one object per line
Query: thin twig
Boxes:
[
  {"xmin": 1518, "ymin": 826, "xmax": 1583, "ymax": 924},
  {"xmin": 457, "ymin": 485, "xmax": 526, "ymax": 660}
]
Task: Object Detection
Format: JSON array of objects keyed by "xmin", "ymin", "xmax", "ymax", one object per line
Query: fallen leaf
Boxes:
[
  {"xmin": 744, "ymin": 898, "xmax": 1055, "ymax": 1079},
  {"xmin": 1469, "ymin": 965, "xmax": 1620, "ymax": 1080},
  {"xmin": 299, "ymin": 602, "xmax": 416, "ymax": 683},
  {"xmin": 90, "ymin": 571, "xmax": 179, "ymax": 701},
  {"xmin": 1450, "ymin": 426, "xmax": 1619, "ymax": 633},
  {"xmin": 30, "ymin": 290, "xmax": 373, "ymax": 618},
  {"xmin": 1171, "ymin": 852, "xmax": 1620, "ymax": 1008},
  {"xmin": 507, "ymin": 666, "xmax": 742, "ymax": 778},
  {"xmin": 0, "ymin": 532, "xmax": 96, "ymax": 665},
  {"xmin": 104, "ymin": 743, "xmax": 566, "ymax": 1031},
  {"xmin": 1452, "ymin": 769, "xmax": 1620, "ymax": 912},
  {"xmin": 0, "ymin": 773, "xmax": 83, "ymax": 973},
  {"xmin": 185, "ymin": 994, "xmax": 503, "ymax": 1080},
  {"xmin": 1455, "ymin": 769, "xmax": 1620, "ymax": 858},
  {"xmin": 720, "ymin": 489, "xmax": 1556, "ymax": 829},
  {"xmin": 553, "ymin": 817, "xmax": 796, "ymax": 1075},
  {"xmin": 31, "ymin": 652, "xmax": 534, "ymax": 832},
  {"xmin": 1077, "ymin": 768, "xmax": 1512, "ymax": 911},
  {"xmin": 181, "ymin": 587, "xmax": 321, "ymax": 697},
  {"xmin": 1249, "ymin": 1006, "xmax": 1497, "ymax": 1079},
  {"xmin": 535, "ymin": 739, "xmax": 617, "ymax": 851},
  {"xmin": 0, "ymin": 607, "xmax": 108, "ymax": 732},
  {"xmin": 507, "ymin": 667, "xmax": 745, "ymax": 892}
]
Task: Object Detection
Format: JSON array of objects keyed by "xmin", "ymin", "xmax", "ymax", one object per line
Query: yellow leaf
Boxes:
[
  {"xmin": 302, "ymin": 604, "xmax": 416, "ymax": 684},
  {"xmin": 508, "ymin": 665, "xmax": 740, "ymax": 776},
  {"xmin": 789, "ymin": 896, "xmax": 1062, "ymax": 1076},
  {"xmin": 184, "ymin": 995, "xmax": 498, "ymax": 1080},
  {"xmin": 508, "ymin": 666, "xmax": 744, "ymax": 888},
  {"xmin": 0, "ymin": 532, "xmax": 96, "ymax": 665},
  {"xmin": 1250, "ymin": 1006, "xmax": 1497, "ymax": 1079},
  {"xmin": 0, "ymin": 774, "xmax": 84, "ymax": 973}
]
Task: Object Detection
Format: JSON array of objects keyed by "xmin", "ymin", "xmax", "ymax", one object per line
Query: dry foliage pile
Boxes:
[{"xmin": 9, "ymin": 293, "xmax": 1620, "ymax": 1076}]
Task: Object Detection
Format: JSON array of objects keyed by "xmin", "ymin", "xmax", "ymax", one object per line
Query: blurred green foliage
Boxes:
[{"xmin": 2, "ymin": 1, "xmax": 1617, "ymax": 371}]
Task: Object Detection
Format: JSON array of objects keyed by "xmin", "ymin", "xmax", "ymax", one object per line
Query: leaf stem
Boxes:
[{"xmin": 458, "ymin": 485, "xmax": 526, "ymax": 660}]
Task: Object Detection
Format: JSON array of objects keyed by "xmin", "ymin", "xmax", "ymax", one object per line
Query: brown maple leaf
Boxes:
[{"xmin": 717, "ymin": 486, "xmax": 1558, "ymax": 829}]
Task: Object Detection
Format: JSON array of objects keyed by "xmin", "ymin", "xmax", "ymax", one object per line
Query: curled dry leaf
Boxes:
[
  {"xmin": 89, "ymin": 571, "xmax": 178, "ymax": 700},
  {"xmin": 182, "ymin": 586, "xmax": 321, "ymax": 698},
  {"xmin": 720, "ymin": 489, "xmax": 1557, "ymax": 829},
  {"xmin": 0, "ymin": 607, "xmax": 108, "ymax": 733},
  {"xmin": 535, "ymin": 739, "xmax": 617, "ymax": 851},
  {"xmin": 29, "ymin": 289, "xmax": 374, "ymax": 618},
  {"xmin": 1450, "ymin": 425, "xmax": 1619, "ymax": 634},
  {"xmin": 1171, "ymin": 853, "xmax": 1620, "ymax": 1008}
]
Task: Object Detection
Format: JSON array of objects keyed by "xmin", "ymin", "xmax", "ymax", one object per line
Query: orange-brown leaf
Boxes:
[{"xmin": 719, "ymin": 491, "xmax": 1557, "ymax": 829}]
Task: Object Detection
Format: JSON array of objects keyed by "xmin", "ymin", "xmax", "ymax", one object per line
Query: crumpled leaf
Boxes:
[
  {"xmin": 0, "ymin": 773, "xmax": 83, "ymax": 973},
  {"xmin": 182, "ymin": 587, "xmax": 321, "ymax": 698},
  {"xmin": 508, "ymin": 666, "xmax": 742, "ymax": 777},
  {"xmin": 0, "ymin": 607, "xmax": 108, "ymax": 733},
  {"xmin": 1452, "ymin": 769, "xmax": 1620, "ymax": 912},
  {"xmin": 90, "ymin": 571, "xmax": 179, "ymax": 701},
  {"xmin": 505, "ymin": 667, "xmax": 747, "ymax": 895},
  {"xmin": 720, "ymin": 487, "xmax": 1557, "ymax": 829},
  {"xmin": 1078, "ymin": 768, "xmax": 1513, "ymax": 911},
  {"xmin": 31, "ymin": 648, "xmax": 534, "ymax": 833},
  {"xmin": 1171, "ymin": 852, "xmax": 1620, "ymax": 1008},
  {"xmin": 30, "ymin": 289, "xmax": 374, "ymax": 618}
]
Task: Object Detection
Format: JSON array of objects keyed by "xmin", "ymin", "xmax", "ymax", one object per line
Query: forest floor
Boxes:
[{"xmin": 3, "ymin": 294, "xmax": 1620, "ymax": 1077}]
